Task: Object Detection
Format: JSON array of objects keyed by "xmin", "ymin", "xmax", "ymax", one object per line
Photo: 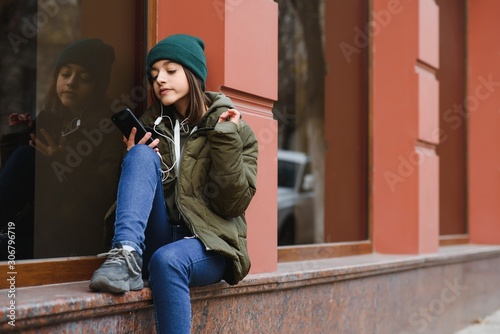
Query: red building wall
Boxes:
[
  {"xmin": 468, "ymin": 0, "xmax": 500, "ymax": 244},
  {"xmin": 371, "ymin": 0, "xmax": 439, "ymax": 254}
]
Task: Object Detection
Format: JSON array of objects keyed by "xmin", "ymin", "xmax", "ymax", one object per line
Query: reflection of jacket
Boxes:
[
  {"xmin": 140, "ymin": 92, "xmax": 258, "ymax": 285},
  {"xmin": 38, "ymin": 109, "xmax": 123, "ymax": 211},
  {"xmin": 35, "ymin": 108, "xmax": 123, "ymax": 257}
]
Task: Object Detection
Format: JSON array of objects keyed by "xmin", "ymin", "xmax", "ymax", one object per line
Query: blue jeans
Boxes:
[
  {"xmin": 111, "ymin": 145, "xmax": 227, "ymax": 334},
  {"xmin": 0, "ymin": 145, "xmax": 35, "ymax": 223}
]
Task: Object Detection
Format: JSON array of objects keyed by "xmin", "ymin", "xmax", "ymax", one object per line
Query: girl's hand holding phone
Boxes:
[
  {"xmin": 125, "ymin": 127, "xmax": 160, "ymax": 152},
  {"xmin": 29, "ymin": 129, "xmax": 66, "ymax": 157}
]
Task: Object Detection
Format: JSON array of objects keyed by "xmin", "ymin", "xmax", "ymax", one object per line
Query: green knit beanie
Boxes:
[{"xmin": 146, "ymin": 34, "xmax": 207, "ymax": 87}]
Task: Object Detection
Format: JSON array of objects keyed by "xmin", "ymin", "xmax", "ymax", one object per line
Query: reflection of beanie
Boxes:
[
  {"xmin": 54, "ymin": 38, "xmax": 115, "ymax": 94},
  {"xmin": 146, "ymin": 34, "xmax": 207, "ymax": 87}
]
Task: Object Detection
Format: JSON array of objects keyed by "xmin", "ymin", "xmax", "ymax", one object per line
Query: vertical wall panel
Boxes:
[
  {"xmin": 324, "ymin": 0, "xmax": 369, "ymax": 242},
  {"xmin": 468, "ymin": 0, "xmax": 500, "ymax": 244},
  {"xmin": 437, "ymin": 0, "xmax": 466, "ymax": 235},
  {"xmin": 372, "ymin": 0, "xmax": 439, "ymax": 254}
]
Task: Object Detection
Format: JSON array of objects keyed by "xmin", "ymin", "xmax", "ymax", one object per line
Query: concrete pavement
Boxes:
[{"xmin": 455, "ymin": 309, "xmax": 500, "ymax": 334}]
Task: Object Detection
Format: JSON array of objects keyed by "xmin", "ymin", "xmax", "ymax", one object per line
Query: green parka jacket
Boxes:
[{"xmin": 140, "ymin": 92, "xmax": 258, "ymax": 285}]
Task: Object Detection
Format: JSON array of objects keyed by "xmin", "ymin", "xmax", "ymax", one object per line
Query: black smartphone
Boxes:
[{"xmin": 111, "ymin": 108, "xmax": 154, "ymax": 145}]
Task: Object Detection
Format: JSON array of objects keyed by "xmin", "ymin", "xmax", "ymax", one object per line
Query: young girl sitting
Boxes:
[{"xmin": 89, "ymin": 34, "xmax": 259, "ymax": 334}]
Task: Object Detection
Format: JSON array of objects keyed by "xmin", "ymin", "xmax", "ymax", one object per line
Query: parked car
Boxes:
[{"xmin": 277, "ymin": 149, "xmax": 315, "ymax": 246}]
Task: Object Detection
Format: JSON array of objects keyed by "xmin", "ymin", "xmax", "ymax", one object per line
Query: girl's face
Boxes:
[
  {"xmin": 150, "ymin": 60, "xmax": 190, "ymax": 116},
  {"xmin": 56, "ymin": 64, "xmax": 95, "ymax": 113}
]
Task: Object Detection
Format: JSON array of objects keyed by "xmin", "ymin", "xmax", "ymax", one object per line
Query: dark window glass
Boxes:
[{"xmin": 0, "ymin": 0, "xmax": 146, "ymax": 259}]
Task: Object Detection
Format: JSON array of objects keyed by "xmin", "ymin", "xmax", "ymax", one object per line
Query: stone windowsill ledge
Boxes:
[{"xmin": 1, "ymin": 244, "xmax": 500, "ymax": 331}]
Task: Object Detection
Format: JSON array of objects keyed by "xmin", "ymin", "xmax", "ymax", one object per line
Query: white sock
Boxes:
[{"xmin": 122, "ymin": 245, "xmax": 136, "ymax": 253}]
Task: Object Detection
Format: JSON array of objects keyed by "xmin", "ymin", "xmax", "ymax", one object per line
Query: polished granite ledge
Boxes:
[
  {"xmin": 194, "ymin": 244, "xmax": 500, "ymax": 299},
  {"xmin": 1, "ymin": 244, "xmax": 500, "ymax": 331},
  {"xmin": 0, "ymin": 281, "xmax": 154, "ymax": 331}
]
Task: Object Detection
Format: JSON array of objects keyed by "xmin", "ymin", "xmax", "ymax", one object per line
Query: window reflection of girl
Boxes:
[{"xmin": 0, "ymin": 39, "xmax": 124, "ymax": 259}]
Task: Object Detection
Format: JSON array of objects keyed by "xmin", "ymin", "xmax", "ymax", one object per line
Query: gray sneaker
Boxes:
[{"xmin": 89, "ymin": 244, "xmax": 144, "ymax": 294}]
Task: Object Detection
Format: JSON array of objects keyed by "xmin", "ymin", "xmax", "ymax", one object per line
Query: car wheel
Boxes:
[{"xmin": 278, "ymin": 216, "xmax": 295, "ymax": 246}]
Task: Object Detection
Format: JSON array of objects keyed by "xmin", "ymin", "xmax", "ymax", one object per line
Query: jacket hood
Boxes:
[
  {"xmin": 203, "ymin": 91, "xmax": 235, "ymax": 126},
  {"xmin": 206, "ymin": 91, "xmax": 234, "ymax": 111}
]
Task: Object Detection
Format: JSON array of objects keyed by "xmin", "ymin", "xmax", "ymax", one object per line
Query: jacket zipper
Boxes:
[
  {"xmin": 152, "ymin": 106, "xmax": 231, "ymax": 252},
  {"xmin": 173, "ymin": 126, "xmax": 214, "ymax": 251}
]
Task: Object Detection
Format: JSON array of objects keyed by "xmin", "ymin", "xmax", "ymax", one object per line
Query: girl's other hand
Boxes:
[
  {"xmin": 125, "ymin": 127, "xmax": 160, "ymax": 152},
  {"xmin": 218, "ymin": 108, "xmax": 241, "ymax": 125},
  {"xmin": 9, "ymin": 113, "xmax": 33, "ymax": 126}
]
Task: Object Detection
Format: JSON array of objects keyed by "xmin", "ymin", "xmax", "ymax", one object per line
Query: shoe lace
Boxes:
[{"xmin": 98, "ymin": 248, "xmax": 141, "ymax": 276}]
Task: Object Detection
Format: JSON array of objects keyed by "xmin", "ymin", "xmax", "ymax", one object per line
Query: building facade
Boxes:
[{"xmin": 1, "ymin": 0, "xmax": 500, "ymax": 333}]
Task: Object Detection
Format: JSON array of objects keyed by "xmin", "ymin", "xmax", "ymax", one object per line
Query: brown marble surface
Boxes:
[{"xmin": 1, "ymin": 244, "xmax": 500, "ymax": 333}]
